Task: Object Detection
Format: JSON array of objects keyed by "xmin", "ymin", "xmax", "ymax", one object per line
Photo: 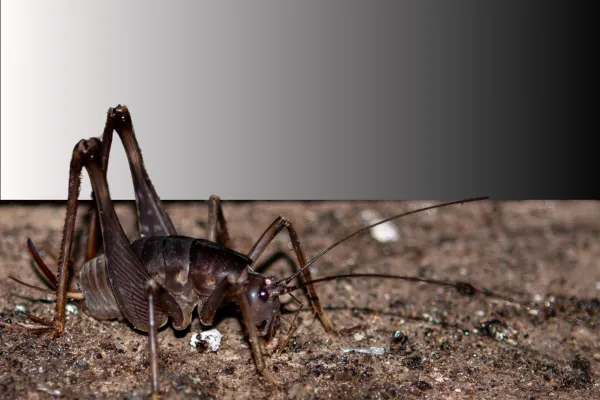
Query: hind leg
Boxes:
[
  {"xmin": 8, "ymin": 105, "xmax": 177, "ymax": 335},
  {"xmin": 107, "ymin": 105, "xmax": 177, "ymax": 237},
  {"xmin": 86, "ymin": 105, "xmax": 177, "ymax": 261},
  {"xmin": 2, "ymin": 139, "xmax": 108, "ymax": 335}
]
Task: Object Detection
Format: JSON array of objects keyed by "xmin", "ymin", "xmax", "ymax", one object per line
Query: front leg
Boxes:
[
  {"xmin": 247, "ymin": 216, "xmax": 334, "ymax": 333},
  {"xmin": 235, "ymin": 288, "xmax": 280, "ymax": 388}
]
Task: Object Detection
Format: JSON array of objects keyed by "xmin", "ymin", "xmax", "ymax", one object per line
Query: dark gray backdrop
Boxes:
[{"xmin": 1, "ymin": 1, "xmax": 594, "ymax": 200}]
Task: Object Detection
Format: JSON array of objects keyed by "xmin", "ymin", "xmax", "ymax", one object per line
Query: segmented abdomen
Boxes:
[{"xmin": 78, "ymin": 254, "xmax": 123, "ymax": 320}]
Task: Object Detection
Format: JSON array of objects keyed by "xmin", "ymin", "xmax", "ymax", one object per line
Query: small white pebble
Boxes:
[
  {"xmin": 359, "ymin": 210, "xmax": 400, "ymax": 243},
  {"xmin": 190, "ymin": 329, "xmax": 222, "ymax": 352},
  {"xmin": 340, "ymin": 347, "xmax": 385, "ymax": 355},
  {"xmin": 36, "ymin": 384, "xmax": 61, "ymax": 397},
  {"xmin": 455, "ymin": 388, "xmax": 462, "ymax": 393},
  {"xmin": 66, "ymin": 304, "xmax": 78, "ymax": 314},
  {"xmin": 371, "ymin": 224, "xmax": 399, "ymax": 243},
  {"xmin": 14, "ymin": 304, "xmax": 28, "ymax": 313},
  {"xmin": 353, "ymin": 332, "xmax": 365, "ymax": 342}
]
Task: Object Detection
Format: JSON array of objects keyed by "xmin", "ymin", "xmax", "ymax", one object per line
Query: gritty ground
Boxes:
[{"xmin": 0, "ymin": 200, "xmax": 599, "ymax": 400}]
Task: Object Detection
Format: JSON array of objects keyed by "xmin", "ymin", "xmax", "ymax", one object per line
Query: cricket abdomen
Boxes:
[
  {"xmin": 77, "ymin": 236, "xmax": 252, "ymax": 331},
  {"xmin": 78, "ymin": 254, "xmax": 123, "ymax": 320}
]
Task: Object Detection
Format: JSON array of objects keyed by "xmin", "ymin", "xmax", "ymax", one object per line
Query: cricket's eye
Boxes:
[{"xmin": 258, "ymin": 289, "xmax": 269, "ymax": 301}]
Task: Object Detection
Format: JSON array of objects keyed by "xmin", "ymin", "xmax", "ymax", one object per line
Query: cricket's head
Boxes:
[{"xmin": 244, "ymin": 271, "xmax": 282, "ymax": 337}]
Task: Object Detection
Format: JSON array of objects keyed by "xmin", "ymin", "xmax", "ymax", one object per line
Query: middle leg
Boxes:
[{"xmin": 206, "ymin": 195, "xmax": 232, "ymax": 248}]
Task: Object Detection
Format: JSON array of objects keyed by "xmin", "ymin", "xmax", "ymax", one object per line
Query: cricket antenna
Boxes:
[
  {"xmin": 275, "ymin": 273, "xmax": 504, "ymax": 300},
  {"xmin": 269, "ymin": 273, "xmax": 594, "ymax": 329},
  {"xmin": 277, "ymin": 197, "xmax": 489, "ymax": 286}
]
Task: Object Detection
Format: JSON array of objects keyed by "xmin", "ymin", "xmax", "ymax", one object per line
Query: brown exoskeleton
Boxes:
[{"xmin": 1, "ymin": 105, "xmax": 532, "ymax": 399}]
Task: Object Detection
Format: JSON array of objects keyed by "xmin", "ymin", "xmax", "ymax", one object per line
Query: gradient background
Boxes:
[{"xmin": 1, "ymin": 1, "xmax": 595, "ymax": 200}]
